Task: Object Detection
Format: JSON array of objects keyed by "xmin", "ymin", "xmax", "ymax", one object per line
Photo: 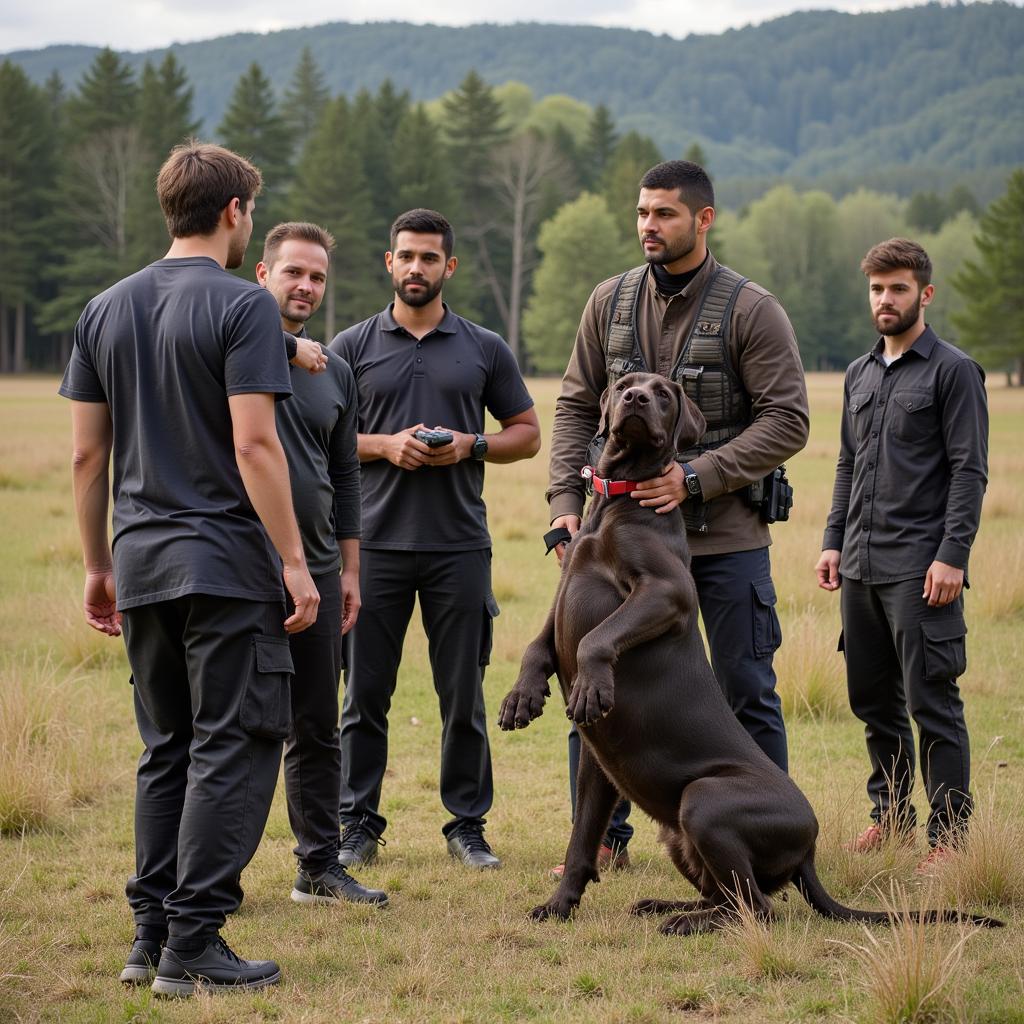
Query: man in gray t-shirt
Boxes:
[
  {"xmin": 61, "ymin": 142, "xmax": 318, "ymax": 997},
  {"xmin": 255, "ymin": 221, "xmax": 387, "ymax": 909}
]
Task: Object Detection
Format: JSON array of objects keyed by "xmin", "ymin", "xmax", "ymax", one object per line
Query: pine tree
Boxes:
[
  {"xmin": 0, "ymin": 63, "xmax": 56, "ymax": 371},
  {"xmin": 953, "ymin": 170, "xmax": 1024, "ymax": 385},
  {"xmin": 40, "ymin": 50, "xmax": 141, "ymax": 334},
  {"xmin": 130, "ymin": 55, "xmax": 199, "ymax": 264},
  {"xmin": 218, "ymin": 62, "xmax": 293, "ymax": 278},
  {"xmin": 289, "ymin": 96, "xmax": 384, "ymax": 338},
  {"xmin": 280, "ymin": 47, "xmax": 330, "ymax": 155},
  {"xmin": 602, "ymin": 131, "xmax": 663, "ymax": 242},
  {"xmin": 582, "ymin": 104, "xmax": 617, "ymax": 189}
]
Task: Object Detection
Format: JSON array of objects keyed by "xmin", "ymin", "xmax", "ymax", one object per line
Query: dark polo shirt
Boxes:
[
  {"xmin": 275, "ymin": 333, "xmax": 361, "ymax": 576},
  {"xmin": 329, "ymin": 304, "xmax": 533, "ymax": 551},
  {"xmin": 823, "ymin": 326, "xmax": 988, "ymax": 583}
]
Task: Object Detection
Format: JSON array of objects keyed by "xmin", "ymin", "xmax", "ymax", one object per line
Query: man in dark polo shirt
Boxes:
[
  {"xmin": 329, "ymin": 208, "xmax": 541, "ymax": 869},
  {"xmin": 60, "ymin": 142, "xmax": 320, "ymax": 995},
  {"xmin": 256, "ymin": 221, "xmax": 388, "ymax": 908},
  {"xmin": 546, "ymin": 160, "xmax": 808, "ymax": 874},
  {"xmin": 817, "ymin": 237, "xmax": 988, "ymax": 872}
]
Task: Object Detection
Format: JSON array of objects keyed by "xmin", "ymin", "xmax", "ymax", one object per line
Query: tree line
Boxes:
[{"xmin": 0, "ymin": 49, "xmax": 1021, "ymax": 381}]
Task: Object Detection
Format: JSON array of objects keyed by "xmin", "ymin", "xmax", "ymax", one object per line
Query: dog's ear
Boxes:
[
  {"xmin": 596, "ymin": 384, "xmax": 614, "ymax": 439},
  {"xmin": 672, "ymin": 385, "xmax": 706, "ymax": 453}
]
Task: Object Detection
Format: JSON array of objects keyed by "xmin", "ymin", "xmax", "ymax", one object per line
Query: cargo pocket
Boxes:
[
  {"xmin": 848, "ymin": 390, "xmax": 875, "ymax": 445},
  {"xmin": 921, "ymin": 617, "xmax": 967, "ymax": 681},
  {"xmin": 239, "ymin": 635, "xmax": 294, "ymax": 740},
  {"xmin": 479, "ymin": 593, "xmax": 501, "ymax": 667},
  {"xmin": 752, "ymin": 579, "xmax": 782, "ymax": 658}
]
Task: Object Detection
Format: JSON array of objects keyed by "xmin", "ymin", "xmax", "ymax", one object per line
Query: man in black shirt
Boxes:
[
  {"xmin": 256, "ymin": 222, "xmax": 388, "ymax": 908},
  {"xmin": 817, "ymin": 238, "xmax": 988, "ymax": 872},
  {"xmin": 330, "ymin": 209, "xmax": 540, "ymax": 869},
  {"xmin": 61, "ymin": 142, "xmax": 320, "ymax": 995}
]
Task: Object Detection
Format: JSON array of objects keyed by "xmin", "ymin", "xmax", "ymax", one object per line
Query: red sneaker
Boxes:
[
  {"xmin": 550, "ymin": 843, "xmax": 631, "ymax": 879},
  {"xmin": 844, "ymin": 823, "xmax": 915, "ymax": 853},
  {"xmin": 916, "ymin": 845, "xmax": 955, "ymax": 875}
]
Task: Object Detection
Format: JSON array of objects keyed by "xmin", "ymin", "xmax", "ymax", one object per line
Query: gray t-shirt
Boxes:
[
  {"xmin": 330, "ymin": 304, "xmax": 534, "ymax": 551},
  {"xmin": 275, "ymin": 341, "xmax": 361, "ymax": 576},
  {"xmin": 59, "ymin": 256, "xmax": 292, "ymax": 609}
]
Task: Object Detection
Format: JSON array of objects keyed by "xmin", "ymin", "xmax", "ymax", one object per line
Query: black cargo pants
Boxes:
[
  {"xmin": 840, "ymin": 576, "xmax": 972, "ymax": 844},
  {"xmin": 339, "ymin": 548, "xmax": 497, "ymax": 838},
  {"xmin": 122, "ymin": 594, "xmax": 291, "ymax": 943}
]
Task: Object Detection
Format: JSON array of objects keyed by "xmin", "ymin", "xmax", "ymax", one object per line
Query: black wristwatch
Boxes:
[
  {"xmin": 471, "ymin": 433, "xmax": 488, "ymax": 461},
  {"xmin": 682, "ymin": 463, "xmax": 703, "ymax": 498}
]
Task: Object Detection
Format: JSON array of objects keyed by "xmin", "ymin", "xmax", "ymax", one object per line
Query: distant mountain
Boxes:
[{"xmin": 5, "ymin": 3, "xmax": 1023, "ymax": 183}]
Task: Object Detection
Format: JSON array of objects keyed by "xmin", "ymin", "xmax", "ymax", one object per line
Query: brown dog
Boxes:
[{"xmin": 498, "ymin": 372, "xmax": 1000, "ymax": 933}]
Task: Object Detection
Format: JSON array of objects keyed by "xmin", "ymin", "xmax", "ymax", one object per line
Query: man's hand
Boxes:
[
  {"xmin": 815, "ymin": 549, "xmax": 842, "ymax": 592},
  {"xmin": 422, "ymin": 427, "xmax": 472, "ymax": 466},
  {"xmin": 631, "ymin": 461, "xmax": 686, "ymax": 513},
  {"xmin": 83, "ymin": 569, "xmax": 121, "ymax": 636},
  {"xmin": 379, "ymin": 425, "xmax": 436, "ymax": 470},
  {"xmin": 341, "ymin": 567, "xmax": 361, "ymax": 635},
  {"xmin": 283, "ymin": 563, "xmax": 320, "ymax": 633},
  {"xmin": 923, "ymin": 560, "xmax": 964, "ymax": 607},
  {"xmin": 551, "ymin": 514, "xmax": 581, "ymax": 566},
  {"xmin": 290, "ymin": 338, "xmax": 328, "ymax": 374}
]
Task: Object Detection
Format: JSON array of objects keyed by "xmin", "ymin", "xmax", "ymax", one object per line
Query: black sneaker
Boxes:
[
  {"xmin": 150, "ymin": 937, "xmax": 280, "ymax": 998},
  {"xmin": 119, "ymin": 937, "xmax": 163, "ymax": 985},
  {"xmin": 338, "ymin": 820, "xmax": 385, "ymax": 868},
  {"xmin": 291, "ymin": 863, "xmax": 389, "ymax": 906},
  {"xmin": 447, "ymin": 824, "xmax": 501, "ymax": 870}
]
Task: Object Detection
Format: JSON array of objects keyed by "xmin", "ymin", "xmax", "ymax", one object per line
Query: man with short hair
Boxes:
[
  {"xmin": 816, "ymin": 238, "xmax": 988, "ymax": 871},
  {"xmin": 330, "ymin": 208, "xmax": 541, "ymax": 869},
  {"xmin": 255, "ymin": 222, "xmax": 388, "ymax": 908},
  {"xmin": 547, "ymin": 159, "xmax": 808, "ymax": 874},
  {"xmin": 61, "ymin": 141, "xmax": 319, "ymax": 996}
]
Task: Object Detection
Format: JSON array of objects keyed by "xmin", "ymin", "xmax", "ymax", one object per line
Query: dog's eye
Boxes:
[{"xmin": 615, "ymin": 382, "xmax": 626, "ymax": 392}]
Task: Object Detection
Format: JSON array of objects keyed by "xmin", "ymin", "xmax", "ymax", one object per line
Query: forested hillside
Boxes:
[
  {"xmin": 6, "ymin": 3, "xmax": 1023, "ymax": 186},
  {"xmin": 1, "ymin": 7, "xmax": 1022, "ymax": 378}
]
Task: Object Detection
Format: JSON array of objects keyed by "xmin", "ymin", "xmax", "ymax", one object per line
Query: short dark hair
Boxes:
[
  {"xmin": 639, "ymin": 160, "xmax": 715, "ymax": 214},
  {"xmin": 262, "ymin": 222, "xmax": 336, "ymax": 267},
  {"xmin": 389, "ymin": 208, "xmax": 454, "ymax": 259},
  {"xmin": 156, "ymin": 140, "xmax": 262, "ymax": 239},
  {"xmin": 860, "ymin": 238, "xmax": 933, "ymax": 287}
]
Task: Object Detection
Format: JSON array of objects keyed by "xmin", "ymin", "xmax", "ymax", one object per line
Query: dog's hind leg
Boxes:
[
  {"xmin": 531, "ymin": 742, "xmax": 620, "ymax": 922},
  {"xmin": 631, "ymin": 828, "xmax": 713, "ymax": 917}
]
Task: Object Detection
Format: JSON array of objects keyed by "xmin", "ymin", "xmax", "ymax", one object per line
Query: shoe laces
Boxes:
[
  {"xmin": 213, "ymin": 936, "xmax": 244, "ymax": 966},
  {"xmin": 456, "ymin": 826, "xmax": 492, "ymax": 854},
  {"xmin": 339, "ymin": 820, "xmax": 385, "ymax": 853}
]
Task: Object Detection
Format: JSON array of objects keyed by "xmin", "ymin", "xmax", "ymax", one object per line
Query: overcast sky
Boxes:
[{"xmin": 3, "ymin": 0, "xmax": 1000, "ymax": 54}]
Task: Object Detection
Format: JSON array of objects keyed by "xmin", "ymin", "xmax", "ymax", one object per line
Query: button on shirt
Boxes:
[{"xmin": 823, "ymin": 327, "xmax": 988, "ymax": 583}]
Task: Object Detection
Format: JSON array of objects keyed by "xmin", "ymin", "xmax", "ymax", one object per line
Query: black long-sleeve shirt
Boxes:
[{"xmin": 823, "ymin": 326, "xmax": 988, "ymax": 583}]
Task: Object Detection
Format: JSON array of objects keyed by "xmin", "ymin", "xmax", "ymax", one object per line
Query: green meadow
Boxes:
[{"xmin": 1, "ymin": 373, "xmax": 1022, "ymax": 1023}]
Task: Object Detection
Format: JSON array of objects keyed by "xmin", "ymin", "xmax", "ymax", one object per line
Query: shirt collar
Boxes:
[
  {"xmin": 870, "ymin": 324, "xmax": 938, "ymax": 364},
  {"xmin": 646, "ymin": 248, "xmax": 718, "ymax": 302},
  {"xmin": 380, "ymin": 302, "xmax": 458, "ymax": 336}
]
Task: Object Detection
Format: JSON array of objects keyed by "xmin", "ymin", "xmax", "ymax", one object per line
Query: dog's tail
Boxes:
[{"xmin": 792, "ymin": 857, "xmax": 1003, "ymax": 928}]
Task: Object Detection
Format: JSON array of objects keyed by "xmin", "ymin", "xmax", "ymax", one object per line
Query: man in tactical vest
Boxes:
[{"xmin": 546, "ymin": 159, "xmax": 809, "ymax": 875}]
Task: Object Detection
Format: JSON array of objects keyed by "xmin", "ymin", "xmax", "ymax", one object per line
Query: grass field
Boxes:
[{"xmin": 1, "ymin": 373, "xmax": 1022, "ymax": 1024}]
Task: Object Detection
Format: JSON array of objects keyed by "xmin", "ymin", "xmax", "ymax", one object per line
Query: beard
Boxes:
[
  {"xmin": 283, "ymin": 296, "xmax": 315, "ymax": 324},
  {"xmin": 226, "ymin": 231, "xmax": 250, "ymax": 270},
  {"xmin": 643, "ymin": 222, "xmax": 697, "ymax": 267},
  {"xmin": 394, "ymin": 274, "xmax": 443, "ymax": 307},
  {"xmin": 874, "ymin": 299, "xmax": 921, "ymax": 336}
]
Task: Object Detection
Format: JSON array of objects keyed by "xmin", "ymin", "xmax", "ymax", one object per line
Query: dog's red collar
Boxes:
[{"xmin": 582, "ymin": 465, "xmax": 637, "ymax": 497}]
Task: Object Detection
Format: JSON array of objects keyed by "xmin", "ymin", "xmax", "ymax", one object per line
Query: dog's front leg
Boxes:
[
  {"xmin": 567, "ymin": 575, "xmax": 688, "ymax": 725},
  {"xmin": 531, "ymin": 743, "xmax": 619, "ymax": 921},
  {"xmin": 498, "ymin": 605, "xmax": 556, "ymax": 731}
]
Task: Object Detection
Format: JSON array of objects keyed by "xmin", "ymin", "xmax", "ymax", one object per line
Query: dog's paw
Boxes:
[
  {"xmin": 497, "ymin": 686, "xmax": 547, "ymax": 731},
  {"xmin": 529, "ymin": 899, "xmax": 575, "ymax": 922},
  {"xmin": 565, "ymin": 677, "xmax": 614, "ymax": 725}
]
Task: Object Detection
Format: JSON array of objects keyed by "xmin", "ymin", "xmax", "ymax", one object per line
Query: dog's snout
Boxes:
[{"xmin": 622, "ymin": 388, "xmax": 650, "ymax": 406}]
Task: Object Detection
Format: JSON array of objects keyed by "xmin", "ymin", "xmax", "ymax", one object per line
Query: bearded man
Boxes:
[{"xmin": 328, "ymin": 208, "xmax": 540, "ymax": 869}]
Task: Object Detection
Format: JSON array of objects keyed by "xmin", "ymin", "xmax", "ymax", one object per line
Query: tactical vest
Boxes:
[{"xmin": 603, "ymin": 264, "xmax": 750, "ymax": 462}]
